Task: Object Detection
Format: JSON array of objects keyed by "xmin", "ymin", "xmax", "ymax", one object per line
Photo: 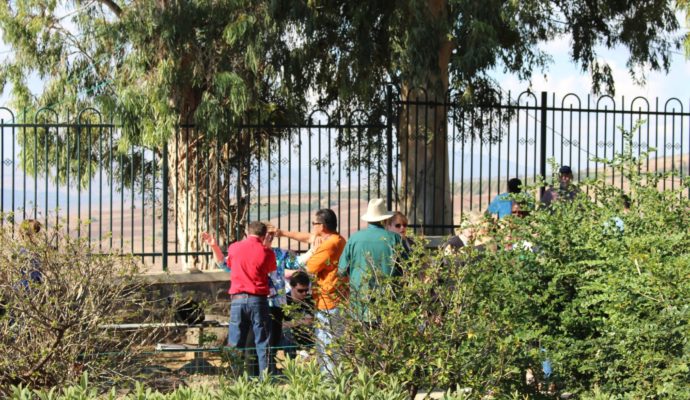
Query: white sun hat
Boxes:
[{"xmin": 361, "ymin": 198, "xmax": 396, "ymax": 222}]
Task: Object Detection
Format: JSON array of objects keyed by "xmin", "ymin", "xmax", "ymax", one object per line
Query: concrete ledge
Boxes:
[
  {"xmin": 142, "ymin": 270, "xmax": 229, "ymax": 285},
  {"xmin": 141, "ymin": 270, "xmax": 231, "ymax": 306}
]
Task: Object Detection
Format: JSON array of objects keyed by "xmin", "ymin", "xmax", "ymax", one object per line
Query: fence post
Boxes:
[
  {"xmin": 540, "ymin": 91, "xmax": 548, "ymax": 199},
  {"xmin": 386, "ymin": 85, "xmax": 394, "ymax": 210},
  {"xmin": 161, "ymin": 144, "xmax": 169, "ymax": 272}
]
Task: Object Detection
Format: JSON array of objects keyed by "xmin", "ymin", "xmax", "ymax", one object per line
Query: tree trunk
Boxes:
[
  {"xmin": 157, "ymin": 76, "xmax": 254, "ymax": 272},
  {"xmin": 167, "ymin": 128, "xmax": 249, "ymax": 272},
  {"xmin": 398, "ymin": 0, "xmax": 453, "ymax": 235}
]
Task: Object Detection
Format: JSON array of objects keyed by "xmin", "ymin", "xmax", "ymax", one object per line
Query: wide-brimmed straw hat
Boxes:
[{"xmin": 361, "ymin": 198, "xmax": 395, "ymax": 222}]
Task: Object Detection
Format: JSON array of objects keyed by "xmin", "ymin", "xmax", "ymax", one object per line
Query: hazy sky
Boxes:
[{"xmin": 495, "ymin": 33, "xmax": 690, "ymax": 103}]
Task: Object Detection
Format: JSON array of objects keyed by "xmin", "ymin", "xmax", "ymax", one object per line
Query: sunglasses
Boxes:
[
  {"xmin": 394, "ymin": 223, "xmax": 408, "ymax": 228},
  {"xmin": 294, "ymin": 288, "xmax": 309, "ymax": 294},
  {"xmin": 311, "ymin": 221, "xmax": 323, "ymax": 226}
]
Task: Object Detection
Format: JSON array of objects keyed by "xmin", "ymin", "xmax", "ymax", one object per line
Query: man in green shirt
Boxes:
[{"xmin": 338, "ymin": 198, "xmax": 402, "ymax": 318}]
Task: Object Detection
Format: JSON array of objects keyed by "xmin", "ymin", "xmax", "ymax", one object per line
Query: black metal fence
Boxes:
[{"xmin": 1, "ymin": 92, "xmax": 688, "ymax": 271}]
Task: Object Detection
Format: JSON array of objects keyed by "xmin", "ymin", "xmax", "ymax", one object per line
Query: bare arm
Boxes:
[
  {"xmin": 275, "ymin": 229, "xmax": 312, "ymax": 243},
  {"xmin": 201, "ymin": 232, "xmax": 226, "ymax": 264}
]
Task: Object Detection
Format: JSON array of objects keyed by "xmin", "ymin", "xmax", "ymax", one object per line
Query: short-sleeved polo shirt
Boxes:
[{"xmin": 226, "ymin": 236, "xmax": 277, "ymax": 296}]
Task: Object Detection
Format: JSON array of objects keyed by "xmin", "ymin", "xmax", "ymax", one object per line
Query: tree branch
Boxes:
[
  {"xmin": 96, "ymin": 0, "xmax": 123, "ymax": 18},
  {"xmin": 22, "ymin": 328, "xmax": 66, "ymax": 380}
]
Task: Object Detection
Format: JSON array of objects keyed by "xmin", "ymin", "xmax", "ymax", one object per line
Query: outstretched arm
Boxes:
[
  {"xmin": 275, "ymin": 229, "xmax": 312, "ymax": 243},
  {"xmin": 201, "ymin": 232, "xmax": 229, "ymax": 271}
]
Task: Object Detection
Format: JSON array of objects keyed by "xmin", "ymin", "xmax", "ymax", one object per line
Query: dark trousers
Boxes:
[
  {"xmin": 268, "ymin": 306, "xmax": 284, "ymax": 373},
  {"xmin": 241, "ymin": 305, "xmax": 284, "ymax": 375}
]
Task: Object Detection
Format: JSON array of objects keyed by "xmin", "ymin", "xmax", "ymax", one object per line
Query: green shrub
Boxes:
[
  {"xmin": 8, "ymin": 360, "xmax": 465, "ymax": 399},
  {"xmin": 330, "ymin": 230, "xmax": 541, "ymax": 398},
  {"xmin": 329, "ymin": 126, "xmax": 690, "ymax": 398},
  {"xmin": 504, "ymin": 130, "xmax": 690, "ymax": 398}
]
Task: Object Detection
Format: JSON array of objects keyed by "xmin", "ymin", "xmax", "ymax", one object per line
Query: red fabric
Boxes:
[{"xmin": 226, "ymin": 236, "xmax": 277, "ymax": 295}]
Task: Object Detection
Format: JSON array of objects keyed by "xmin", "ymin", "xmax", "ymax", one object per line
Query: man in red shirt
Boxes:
[{"xmin": 222, "ymin": 221, "xmax": 276, "ymax": 376}]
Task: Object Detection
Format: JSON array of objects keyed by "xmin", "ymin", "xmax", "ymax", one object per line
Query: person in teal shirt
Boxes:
[
  {"xmin": 487, "ymin": 178, "xmax": 522, "ymax": 219},
  {"xmin": 338, "ymin": 198, "xmax": 402, "ymax": 318}
]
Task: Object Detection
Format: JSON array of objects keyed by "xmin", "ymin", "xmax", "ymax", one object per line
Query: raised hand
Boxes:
[{"xmin": 200, "ymin": 231, "xmax": 217, "ymax": 247}]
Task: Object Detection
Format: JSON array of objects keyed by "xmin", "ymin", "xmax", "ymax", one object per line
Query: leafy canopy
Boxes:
[
  {"xmin": 0, "ymin": 1, "xmax": 307, "ymax": 147},
  {"xmin": 2, "ymin": 0, "xmax": 684, "ymax": 137},
  {"xmin": 277, "ymin": 0, "xmax": 682, "ymax": 109}
]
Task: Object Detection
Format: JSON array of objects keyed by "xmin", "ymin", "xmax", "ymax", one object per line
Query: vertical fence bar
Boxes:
[
  {"xmin": 76, "ymin": 126, "xmax": 81, "ymax": 237},
  {"xmin": 318, "ymin": 119, "xmax": 323, "ymax": 210},
  {"xmin": 497, "ymin": 98, "xmax": 502, "ymax": 198},
  {"xmin": 44, "ymin": 123, "xmax": 49, "ymax": 228},
  {"xmin": 586, "ymin": 95, "xmax": 591, "ymax": 193},
  {"xmin": 130, "ymin": 145, "xmax": 134, "ymax": 255},
  {"xmin": 328, "ymin": 126, "xmax": 333, "ymax": 206},
  {"xmin": 236, "ymin": 128, "xmax": 242, "ymax": 241},
  {"xmin": 620, "ymin": 98, "xmax": 626, "ymax": 190},
  {"xmin": 347, "ymin": 128, "xmax": 352, "ymax": 237},
  {"xmin": 22, "ymin": 119, "xmax": 26, "ymax": 219},
  {"xmin": 460, "ymin": 109, "xmax": 465, "ymax": 216},
  {"xmin": 532, "ymin": 96, "xmax": 538, "ymax": 185},
  {"xmin": 12, "ymin": 115, "xmax": 16, "ymax": 228},
  {"xmin": 141, "ymin": 146, "xmax": 146, "ymax": 263},
  {"xmin": 336, "ymin": 126, "xmax": 341, "ymax": 234},
  {"xmin": 540, "ymin": 92, "xmax": 548, "ymax": 199},
  {"xmin": 288, "ymin": 130, "xmax": 293, "ymax": 244},
  {"xmin": 99, "ymin": 125, "xmax": 103, "ymax": 249},
  {"xmin": 450, "ymin": 108, "xmax": 457, "ymax": 223},
  {"xmin": 33, "ymin": 120, "xmax": 37, "ymax": 219},
  {"xmin": 297, "ymin": 124, "xmax": 302, "ymax": 246},
  {"xmin": 278, "ymin": 133, "xmax": 282, "ymax": 239},
  {"xmin": 357, "ymin": 126, "xmax": 362, "ymax": 223},
  {"xmin": 670, "ymin": 104, "xmax": 676, "ymax": 191},
  {"xmin": 203, "ymin": 137, "xmax": 209, "ymax": 256},
  {"xmin": 174, "ymin": 128, "xmax": 179, "ymax": 264},
  {"xmin": 1, "ymin": 118, "xmax": 4, "ymax": 223},
  {"xmin": 386, "ymin": 86, "xmax": 393, "ymax": 210},
  {"xmin": 184, "ymin": 126, "xmax": 190, "ymax": 261},
  {"xmin": 431, "ymin": 96, "xmax": 438, "ymax": 225},
  {"xmin": 194, "ymin": 135, "xmax": 200, "ymax": 255},
  {"xmin": 469, "ymin": 122, "xmax": 474, "ymax": 212},
  {"xmin": 487, "ymin": 105, "xmax": 493, "ymax": 207},
  {"xmin": 120, "ymin": 134, "xmax": 124, "ymax": 254},
  {"xmin": 65, "ymin": 111, "xmax": 69, "ymax": 235},
  {"xmin": 162, "ymin": 144, "xmax": 169, "ymax": 271},
  {"xmin": 422, "ymin": 92, "xmax": 428, "ymax": 230},
  {"xmin": 479, "ymin": 107, "xmax": 484, "ymax": 211},
  {"xmin": 523, "ymin": 101, "xmax": 528, "ymax": 182},
  {"xmin": 109, "ymin": 121, "xmax": 114, "ymax": 250},
  {"xmin": 152, "ymin": 147, "xmax": 157, "ymax": 264},
  {"xmin": 88, "ymin": 122, "xmax": 93, "ymax": 244},
  {"xmin": 215, "ymin": 137, "xmax": 220, "ymax": 251}
]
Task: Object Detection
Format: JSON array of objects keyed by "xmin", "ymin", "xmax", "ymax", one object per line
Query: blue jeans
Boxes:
[{"xmin": 228, "ymin": 295, "xmax": 270, "ymax": 376}]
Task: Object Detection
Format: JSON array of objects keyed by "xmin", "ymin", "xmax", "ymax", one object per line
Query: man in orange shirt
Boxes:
[{"xmin": 276, "ymin": 208, "xmax": 346, "ymax": 371}]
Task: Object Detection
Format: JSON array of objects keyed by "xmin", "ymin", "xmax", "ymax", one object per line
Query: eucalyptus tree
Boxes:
[
  {"xmin": 0, "ymin": 1, "xmax": 305, "ymax": 269},
  {"xmin": 278, "ymin": 0, "xmax": 683, "ymax": 233},
  {"xmin": 0, "ymin": 1, "xmax": 684, "ymax": 251}
]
